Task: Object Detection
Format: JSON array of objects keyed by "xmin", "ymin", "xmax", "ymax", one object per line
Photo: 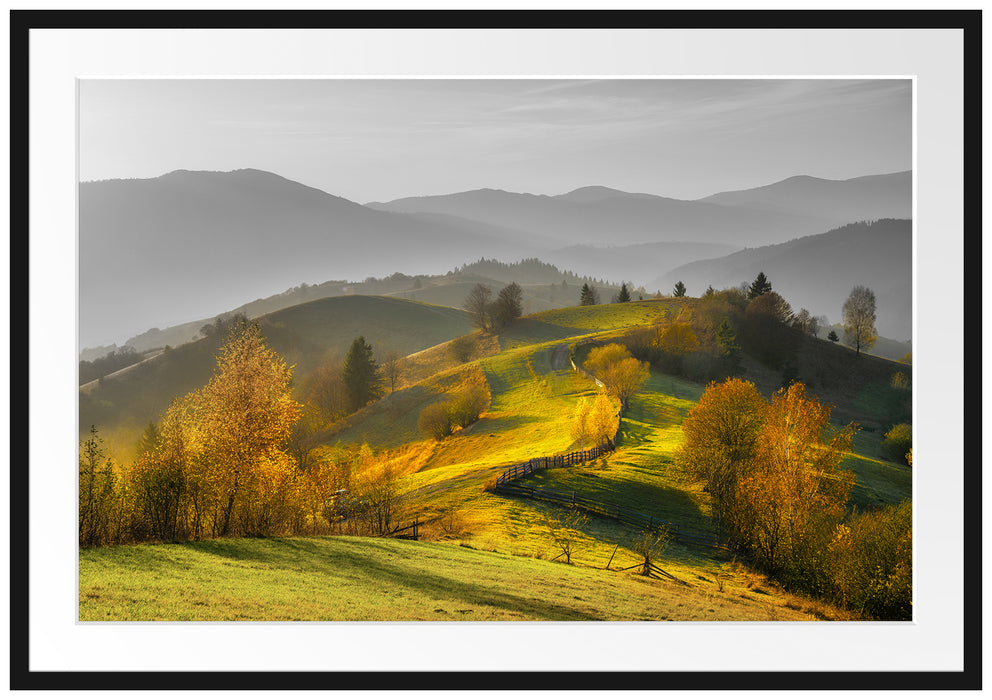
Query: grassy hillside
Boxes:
[
  {"xmin": 314, "ymin": 301, "xmax": 910, "ymax": 589},
  {"xmin": 79, "ymin": 297, "xmax": 911, "ymax": 621},
  {"xmin": 107, "ymin": 258, "xmax": 620, "ymax": 355},
  {"xmin": 79, "ymin": 535, "xmax": 831, "ymax": 621},
  {"xmin": 79, "ymin": 295, "xmax": 474, "ymax": 460}
]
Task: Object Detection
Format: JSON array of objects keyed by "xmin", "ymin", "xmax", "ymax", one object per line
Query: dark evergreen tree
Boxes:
[
  {"xmin": 673, "ymin": 281, "xmax": 687, "ymax": 298},
  {"xmin": 617, "ymin": 283, "xmax": 631, "ymax": 303},
  {"xmin": 747, "ymin": 272, "xmax": 772, "ymax": 300},
  {"xmin": 136, "ymin": 421, "xmax": 160, "ymax": 456},
  {"xmin": 343, "ymin": 336, "xmax": 384, "ymax": 412},
  {"xmin": 494, "ymin": 282, "xmax": 524, "ymax": 326},
  {"xmin": 827, "ymin": 330, "xmax": 840, "ymax": 343},
  {"xmin": 580, "ymin": 283, "xmax": 599, "ymax": 306}
]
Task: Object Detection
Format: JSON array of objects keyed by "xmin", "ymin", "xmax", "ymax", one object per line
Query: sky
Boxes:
[{"xmin": 78, "ymin": 78, "xmax": 911, "ymax": 203}]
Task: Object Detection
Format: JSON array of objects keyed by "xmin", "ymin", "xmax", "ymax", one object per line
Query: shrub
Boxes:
[
  {"xmin": 881, "ymin": 423, "xmax": 912, "ymax": 465},
  {"xmin": 418, "ymin": 402, "xmax": 454, "ymax": 440},
  {"xmin": 828, "ymin": 501, "xmax": 912, "ymax": 620},
  {"xmin": 890, "ymin": 371, "xmax": 911, "ymax": 390},
  {"xmin": 447, "ymin": 335, "xmax": 476, "ymax": 363},
  {"xmin": 449, "ymin": 383, "xmax": 488, "ymax": 428}
]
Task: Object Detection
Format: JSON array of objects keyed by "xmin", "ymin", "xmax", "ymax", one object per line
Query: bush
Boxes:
[
  {"xmin": 418, "ymin": 402, "xmax": 454, "ymax": 440},
  {"xmin": 828, "ymin": 501, "xmax": 912, "ymax": 620},
  {"xmin": 449, "ymin": 383, "xmax": 488, "ymax": 428},
  {"xmin": 881, "ymin": 423, "xmax": 912, "ymax": 465},
  {"xmin": 447, "ymin": 335, "xmax": 476, "ymax": 363}
]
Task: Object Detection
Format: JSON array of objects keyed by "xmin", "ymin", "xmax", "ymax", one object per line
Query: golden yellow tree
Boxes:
[
  {"xmin": 744, "ymin": 383, "xmax": 854, "ymax": 575},
  {"xmin": 657, "ymin": 322, "xmax": 700, "ymax": 356},
  {"xmin": 196, "ymin": 321, "xmax": 302, "ymax": 536},
  {"xmin": 569, "ymin": 397, "xmax": 591, "ymax": 449},
  {"xmin": 677, "ymin": 378, "xmax": 768, "ymax": 548},
  {"xmin": 588, "ymin": 391, "xmax": 619, "ymax": 447},
  {"xmin": 584, "ymin": 343, "xmax": 650, "ymax": 409}
]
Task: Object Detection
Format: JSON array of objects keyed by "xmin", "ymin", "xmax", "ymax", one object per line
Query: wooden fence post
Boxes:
[{"xmin": 606, "ymin": 543, "xmax": 619, "ymax": 570}]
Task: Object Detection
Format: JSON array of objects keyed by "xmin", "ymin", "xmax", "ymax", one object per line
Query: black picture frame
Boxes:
[{"xmin": 9, "ymin": 8, "xmax": 982, "ymax": 692}]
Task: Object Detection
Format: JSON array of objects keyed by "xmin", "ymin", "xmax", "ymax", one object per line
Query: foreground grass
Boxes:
[{"xmin": 79, "ymin": 536, "xmax": 823, "ymax": 622}]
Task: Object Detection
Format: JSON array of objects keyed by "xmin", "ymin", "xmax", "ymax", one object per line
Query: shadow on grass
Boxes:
[
  {"xmin": 178, "ymin": 537, "xmax": 605, "ymax": 621},
  {"xmin": 496, "ymin": 320, "xmax": 576, "ymax": 349}
]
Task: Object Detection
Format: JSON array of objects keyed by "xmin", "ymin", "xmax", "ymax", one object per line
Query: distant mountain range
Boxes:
[
  {"xmin": 654, "ymin": 219, "xmax": 912, "ymax": 340},
  {"xmin": 79, "ymin": 168, "xmax": 911, "ymax": 349}
]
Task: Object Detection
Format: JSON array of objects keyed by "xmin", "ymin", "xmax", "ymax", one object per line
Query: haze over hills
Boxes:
[
  {"xmin": 699, "ymin": 171, "xmax": 912, "ymax": 221},
  {"xmin": 79, "ymin": 167, "xmax": 911, "ymax": 350},
  {"xmin": 79, "ymin": 169, "xmax": 551, "ymax": 348},
  {"xmin": 367, "ymin": 187, "xmax": 833, "ymax": 248},
  {"xmin": 653, "ymin": 219, "xmax": 912, "ymax": 340},
  {"xmin": 105, "ymin": 259, "xmax": 622, "ymax": 356}
]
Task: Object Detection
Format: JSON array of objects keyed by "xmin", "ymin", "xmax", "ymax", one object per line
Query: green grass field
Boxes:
[{"xmin": 79, "ymin": 535, "xmax": 829, "ymax": 621}]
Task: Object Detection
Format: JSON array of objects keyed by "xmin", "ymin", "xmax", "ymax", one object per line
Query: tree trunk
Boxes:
[{"xmin": 220, "ymin": 470, "xmax": 240, "ymax": 536}]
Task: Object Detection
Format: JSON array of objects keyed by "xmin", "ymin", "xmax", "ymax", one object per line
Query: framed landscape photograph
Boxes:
[{"xmin": 11, "ymin": 7, "xmax": 981, "ymax": 692}]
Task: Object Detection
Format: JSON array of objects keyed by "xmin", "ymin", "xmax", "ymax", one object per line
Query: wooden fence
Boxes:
[
  {"xmin": 486, "ymin": 349, "xmax": 727, "ymax": 554},
  {"xmin": 388, "ymin": 518, "xmax": 419, "ymax": 541}
]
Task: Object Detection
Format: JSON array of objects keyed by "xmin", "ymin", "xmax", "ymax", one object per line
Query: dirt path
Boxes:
[{"xmin": 550, "ymin": 343, "xmax": 572, "ymax": 371}]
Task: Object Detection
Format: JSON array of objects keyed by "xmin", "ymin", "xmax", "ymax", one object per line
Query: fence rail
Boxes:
[{"xmin": 486, "ymin": 349, "xmax": 727, "ymax": 554}]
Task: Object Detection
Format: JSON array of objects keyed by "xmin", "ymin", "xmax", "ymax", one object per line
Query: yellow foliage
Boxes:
[{"xmin": 657, "ymin": 322, "xmax": 700, "ymax": 356}]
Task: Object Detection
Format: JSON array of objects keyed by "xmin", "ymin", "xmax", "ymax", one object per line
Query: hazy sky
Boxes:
[{"xmin": 79, "ymin": 78, "xmax": 911, "ymax": 203}]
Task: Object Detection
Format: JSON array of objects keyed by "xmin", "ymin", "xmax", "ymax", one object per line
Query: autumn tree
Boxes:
[
  {"xmin": 569, "ymin": 398, "xmax": 592, "ymax": 449},
  {"xmin": 588, "ymin": 391, "xmax": 620, "ymax": 447},
  {"xmin": 745, "ymin": 383, "xmax": 855, "ymax": 577},
  {"xmin": 747, "ymin": 271, "xmax": 772, "ymax": 299},
  {"xmin": 673, "ymin": 281, "xmax": 687, "ymax": 298},
  {"xmin": 301, "ymin": 358, "xmax": 348, "ymax": 422},
  {"xmin": 842, "ymin": 285, "xmax": 878, "ymax": 355},
  {"xmin": 658, "ymin": 322, "xmax": 700, "ymax": 356},
  {"xmin": 746, "ymin": 291, "xmax": 793, "ymax": 324},
  {"xmin": 679, "ymin": 378, "xmax": 856, "ymax": 587},
  {"xmin": 677, "ymin": 378, "xmax": 768, "ymax": 547},
  {"xmin": 792, "ymin": 308, "xmax": 820, "ymax": 336},
  {"xmin": 380, "ymin": 349, "xmax": 402, "ymax": 393},
  {"xmin": 343, "ymin": 336, "xmax": 384, "ymax": 412},
  {"xmin": 196, "ymin": 321, "xmax": 302, "ymax": 537},
  {"xmin": 584, "ymin": 343, "xmax": 649, "ymax": 410},
  {"xmin": 349, "ymin": 444, "xmax": 398, "ymax": 536},
  {"xmin": 464, "ymin": 283, "xmax": 495, "ymax": 331}
]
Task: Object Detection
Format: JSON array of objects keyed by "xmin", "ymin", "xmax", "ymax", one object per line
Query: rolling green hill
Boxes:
[{"xmin": 79, "ymin": 295, "xmax": 474, "ymax": 460}]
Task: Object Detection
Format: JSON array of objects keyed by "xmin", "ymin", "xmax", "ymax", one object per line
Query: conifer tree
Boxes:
[
  {"xmin": 343, "ymin": 336, "xmax": 384, "ymax": 412},
  {"xmin": 747, "ymin": 272, "xmax": 772, "ymax": 300}
]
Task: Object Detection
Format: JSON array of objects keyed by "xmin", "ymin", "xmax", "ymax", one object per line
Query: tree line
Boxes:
[{"xmin": 79, "ymin": 321, "xmax": 404, "ymax": 547}]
